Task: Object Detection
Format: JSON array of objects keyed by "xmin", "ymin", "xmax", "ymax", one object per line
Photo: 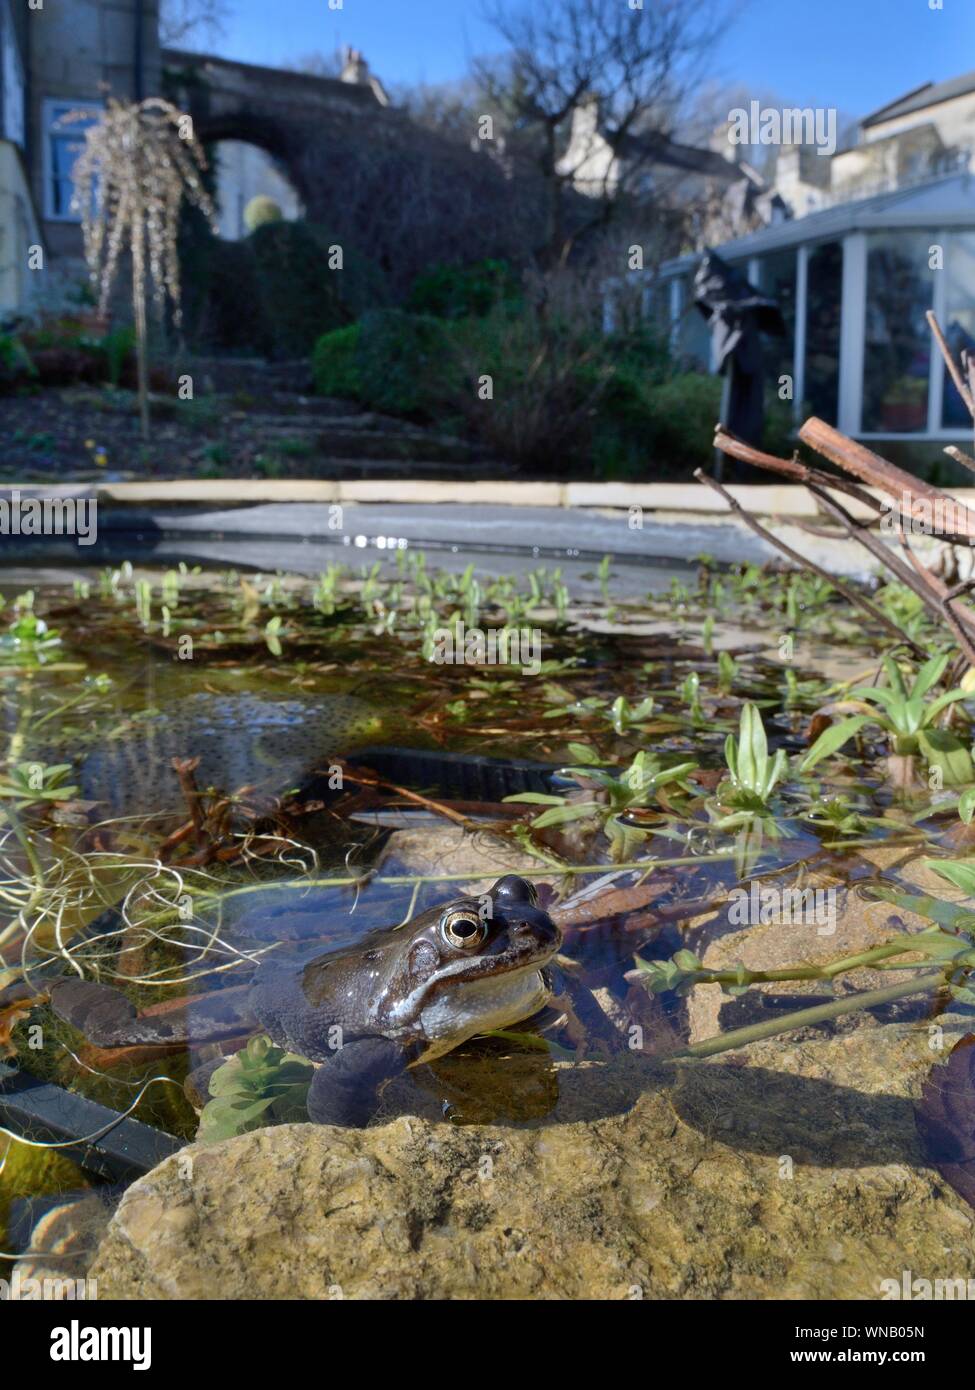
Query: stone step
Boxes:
[{"xmin": 244, "ymin": 417, "xmax": 479, "ymax": 462}]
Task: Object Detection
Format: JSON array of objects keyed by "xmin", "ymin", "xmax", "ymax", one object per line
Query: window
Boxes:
[
  {"xmin": 43, "ymin": 99, "xmax": 101, "ymax": 221},
  {"xmin": 862, "ymin": 232, "xmax": 934, "ymax": 433}
]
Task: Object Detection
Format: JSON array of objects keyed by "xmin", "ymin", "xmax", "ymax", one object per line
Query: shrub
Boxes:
[
  {"xmin": 407, "ymin": 258, "xmax": 520, "ymax": 320},
  {"xmin": 313, "ymin": 311, "xmax": 455, "ymax": 416},
  {"xmin": 244, "ymin": 195, "xmax": 283, "ymax": 232},
  {"xmin": 444, "ymin": 309, "xmax": 610, "ymax": 469},
  {"xmin": 313, "ymin": 303, "xmax": 793, "ymax": 478},
  {"xmin": 183, "ymin": 220, "xmax": 386, "ymax": 358},
  {"xmin": 248, "ymin": 220, "xmax": 345, "ymax": 358},
  {"xmin": 0, "ymin": 333, "xmax": 36, "ymax": 392},
  {"xmin": 311, "ymin": 323, "xmax": 362, "ymax": 399},
  {"xmin": 354, "ymin": 309, "xmax": 456, "ymax": 417}
]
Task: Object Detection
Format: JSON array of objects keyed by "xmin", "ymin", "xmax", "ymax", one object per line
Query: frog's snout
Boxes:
[{"xmin": 506, "ymin": 902, "xmax": 562, "ymax": 954}]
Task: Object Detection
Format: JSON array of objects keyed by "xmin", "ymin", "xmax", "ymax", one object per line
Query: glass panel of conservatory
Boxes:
[
  {"xmin": 755, "ymin": 250, "xmax": 797, "ymax": 394},
  {"xmin": 638, "ymin": 278, "xmax": 673, "ymax": 346},
  {"xmin": 803, "ymin": 241, "xmax": 843, "ymax": 422},
  {"xmin": 862, "ymin": 231, "xmax": 934, "ymax": 433},
  {"xmin": 676, "ymin": 287, "xmax": 711, "ymax": 369},
  {"xmin": 942, "ymin": 232, "xmax": 975, "ymax": 429}
]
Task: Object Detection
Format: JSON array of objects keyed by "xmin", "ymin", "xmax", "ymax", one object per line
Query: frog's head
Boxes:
[{"xmin": 377, "ymin": 875, "xmax": 561, "ymax": 1040}]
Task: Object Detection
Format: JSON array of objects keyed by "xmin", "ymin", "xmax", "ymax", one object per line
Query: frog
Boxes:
[{"xmin": 47, "ymin": 875, "xmax": 592, "ymax": 1128}]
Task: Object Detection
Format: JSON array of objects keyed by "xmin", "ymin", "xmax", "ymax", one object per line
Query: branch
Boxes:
[
  {"xmin": 693, "ymin": 468, "xmax": 928, "ymax": 657},
  {"xmin": 927, "ymin": 309, "xmax": 974, "ymax": 419},
  {"xmin": 798, "ymin": 416, "xmax": 975, "ymax": 540}
]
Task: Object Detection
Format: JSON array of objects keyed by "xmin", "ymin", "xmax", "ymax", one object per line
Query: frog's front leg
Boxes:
[
  {"xmin": 49, "ymin": 977, "xmax": 257, "ymax": 1047},
  {"xmin": 305, "ymin": 1037, "xmax": 408, "ymax": 1127},
  {"xmin": 546, "ymin": 963, "xmax": 625, "ymax": 1058}
]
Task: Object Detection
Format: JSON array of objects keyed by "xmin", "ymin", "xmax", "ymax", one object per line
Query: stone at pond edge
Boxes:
[{"xmin": 90, "ymin": 1034, "xmax": 975, "ymax": 1299}]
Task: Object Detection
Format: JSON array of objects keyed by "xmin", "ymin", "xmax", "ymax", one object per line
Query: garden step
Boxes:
[
  {"xmin": 264, "ymin": 455, "xmax": 512, "ymax": 477},
  {"xmin": 244, "ymin": 416, "xmax": 480, "ymax": 462}
]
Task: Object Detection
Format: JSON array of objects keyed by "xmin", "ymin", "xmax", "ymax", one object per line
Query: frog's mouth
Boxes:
[{"xmin": 429, "ymin": 913, "xmax": 563, "ymax": 990}]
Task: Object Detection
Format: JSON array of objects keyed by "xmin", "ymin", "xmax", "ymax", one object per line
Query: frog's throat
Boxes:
[{"xmin": 387, "ymin": 943, "xmax": 560, "ymax": 1042}]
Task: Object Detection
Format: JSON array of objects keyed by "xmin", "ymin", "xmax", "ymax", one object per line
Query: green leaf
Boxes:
[
  {"xmin": 739, "ymin": 702, "xmax": 764, "ymax": 794},
  {"xmin": 958, "ymin": 787, "xmax": 975, "ymax": 824},
  {"xmin": 911, "ymin": 652, "xmax": 950, "ymax": 699},
  {"xmin": 920, "ymin": 689, "xmax": 970, "ymax": 726},
  {"xmin": 917, "ymin": 728, "xmax": 974, "ymax": 785},
  {"xmin": 502, "ymin": 792, "xmax": 566, "ymax": 805},
  {"xmin": 848, "ymin": 685, "xmax": 901, "ymax": 712},
  {"xmin": 882, "ymin": 654, "xmax": 909, "ymax": 700},
  {"xmin": 723, "ymin": 732, "xmax": 738, "ymax": 783},
  {"xmin": 567, "ymin": 743, "xmax": 600, "ymax": 765},
  {"xmin": 799, "ymin": 715, "xmax": 871, "ymax": 772},
  {"xmin": 765, "ymin": 748, "xmax": 789, "ymax": 798},
  {"xmin": 530, "ymin": 801, "xmax": 600, "ymax": 829},
  {"xmin": 924, "ymin": 858, "xmax": 975, "ymax": 897},
  {"xmin": 866, "ymin": 884, "xmax": 975, "ymax": 932}
]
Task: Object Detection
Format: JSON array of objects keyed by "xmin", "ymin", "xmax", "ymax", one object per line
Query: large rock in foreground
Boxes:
[{"xmin": 90, "ymin": 1026, "xmax": 975, "ymax": 1300}]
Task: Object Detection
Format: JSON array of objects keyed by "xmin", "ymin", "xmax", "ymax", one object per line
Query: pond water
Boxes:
[{"xmin": 2, "ymin": 550, "xmax": 974, "ymax": 1297}]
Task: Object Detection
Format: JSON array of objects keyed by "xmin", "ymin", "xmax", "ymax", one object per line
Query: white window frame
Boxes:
[
  {"xmin": 1, "ymin": 0, "xmax": 26, "ymax": 148},
  {"xmin": 42, "ymin": 97, "xmax": 102, "ymax": 222}
]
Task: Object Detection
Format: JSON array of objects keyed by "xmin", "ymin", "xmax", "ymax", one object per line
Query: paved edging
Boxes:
[{"xmin": 5, "ymin": 478, "xmax": 975, "ymax": 518}]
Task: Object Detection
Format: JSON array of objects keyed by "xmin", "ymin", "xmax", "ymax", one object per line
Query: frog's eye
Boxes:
[
  {"xmin": 441, "ymin": 909, "xmax": 488, "ymax": 950},
  {"xmin": 491, "ymin": 875, "xmax": 538, "ymax": 907}
]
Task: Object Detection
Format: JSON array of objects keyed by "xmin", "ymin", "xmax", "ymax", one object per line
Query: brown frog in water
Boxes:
[{"xmin": 49, "ymin": 875, "xmax": 604, "ymax": 1127}]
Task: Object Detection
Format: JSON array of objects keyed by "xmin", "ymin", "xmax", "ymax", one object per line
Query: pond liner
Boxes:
[
  {"xmin": 323, "ymin": 746, "xmax": 574, "ymax": 803},
  {"xmin": 0, "ymin": 1065, "xmax": 182, "ymax": 1181}
]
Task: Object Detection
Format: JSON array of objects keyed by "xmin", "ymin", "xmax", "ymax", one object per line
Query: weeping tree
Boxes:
[{"xmin": 71, "ymin": 98, "xmax": 216, "ymax": 438}]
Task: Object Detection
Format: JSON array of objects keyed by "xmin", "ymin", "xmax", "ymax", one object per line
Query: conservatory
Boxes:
[{"xmin": 642, "ymin": 171, "xmax": 975, "ymax": 447}]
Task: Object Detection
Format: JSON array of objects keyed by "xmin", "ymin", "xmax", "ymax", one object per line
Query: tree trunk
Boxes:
[{"xmin": 133, "ymin": 275, "xmax": 149, "ymax": 442}]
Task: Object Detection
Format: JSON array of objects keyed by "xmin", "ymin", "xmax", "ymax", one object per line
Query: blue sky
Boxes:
[{"xmin": 212, "ymin": 0, "xmax": 975, "ymax": 119}]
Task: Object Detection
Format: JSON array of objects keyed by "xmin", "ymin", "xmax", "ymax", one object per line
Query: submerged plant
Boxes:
[
  {"xmin": 0, "ymin": 763, "xmax": 78, "ymax": 810},
  {"xmin": 801, "ymin": 652, "xmax": 972, "ymax": 787},
  {"xmin": 197, "ymin": 1036, "xmax": 314, "ymax": 1143},
  {"xmin": 504, "ymin": 747, "xmax": 697, "ymax": 859},
  {"xmin": 718, "ymin": 702, "xmax": 788, "ymax": 813}
]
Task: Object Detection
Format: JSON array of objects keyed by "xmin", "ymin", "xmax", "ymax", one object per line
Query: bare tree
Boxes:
[
  {"xmin": 476, "ymin": 0, "xmax": 736, "ymax": 263},
  {"xmin": 159, "ymin": 0, "xmax": 230, "ymax": 50}
]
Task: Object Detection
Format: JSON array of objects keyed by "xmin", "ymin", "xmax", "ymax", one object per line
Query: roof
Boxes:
[
  {"xmin": 161, "ymin": 48, "xmax": 385, "ymax": 109},
  {"xmin": 656, "ymin": 169, "xmax": 975, "ymax": 276},
  {"xmin": 862, "ymin": 69, "xmax": 975, "ymax": 127},
  {"xmin": 615, "ymin": 129, "xmax": 746, "ymax": 182}
]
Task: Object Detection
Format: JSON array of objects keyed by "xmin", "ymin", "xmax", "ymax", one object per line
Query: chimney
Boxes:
[
  {"xmin": 340, "ymin": 47, "xmax": 369, "ymax": 85},
  {"xmin": 570, "ymin": 91, "xmax": 601, "ymax": 148}
]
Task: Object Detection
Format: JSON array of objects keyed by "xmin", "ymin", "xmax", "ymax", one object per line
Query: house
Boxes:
[
  {"xmin": 557, "ymin": 92, "xmax": 784, "ymax": 247},
  {"xmin": 773, "ymin": 69, "xmax": 975, "ymax": 217},
  {"xmin": 0, "ymin": 0, "xmax": 160, "ymax": 316}
]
